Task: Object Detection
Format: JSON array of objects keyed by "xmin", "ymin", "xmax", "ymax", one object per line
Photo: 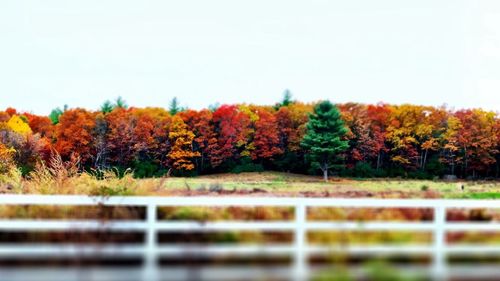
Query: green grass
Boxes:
[
  {"xmin": 459, "ymin": 192, "xmax": 500, "ymax": 199},
  {"xmin": 145, "ymin": 172, "xmax": 500, "ymax": 199}
]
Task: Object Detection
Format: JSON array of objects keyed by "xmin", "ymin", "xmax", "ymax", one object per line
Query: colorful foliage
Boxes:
[{"xmin": 2, "ymin": 98, "xmax": 499, "ymax": 179}]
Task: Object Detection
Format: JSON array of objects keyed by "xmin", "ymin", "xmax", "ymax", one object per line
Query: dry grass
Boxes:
[{"xmin": 1, "ymin": 160, "xmax": 499, "ymax": 198}]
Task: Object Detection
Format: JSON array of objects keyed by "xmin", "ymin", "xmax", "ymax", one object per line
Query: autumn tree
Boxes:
[
  {"xmin": 179, "ymin": 109, "xmax": 216, "ymax": 172},
  {"xmin": 301, "ymin": 101, "xmax": 349, "ymax": 181},
  {"xmin": 366, "ymin": 103, "xmax": 391, "ymax": 170},
  {"xmin": 167, "ymin": 116, "xmax": 200, "ymax": 173},
  {"xmin": 452, "ymin": 109, "xmax": 499, "ymax": 177},
  {"xmin": 210, "ymin": 105, "xmax": 251, "ymax": 167},
  {"xmin": 339, "ymin": 103, "xmax": 376, "ymax": 167},
  {"xmin": 24, "ymin": 113, "xmax": 55, "ymax": 139},
  {"xmin": 251, "ymin": 109, "xmax": 283, "ymax": 160},
  {"xmin": 132, "ymin": 108, "xmax": 171, "ymax": 164},
  {"xmin": 54, "ymin": 108, "xmax": 96, "ymax": 166},
  {"xmin": 385, "ymin": 105, "xmax": 423, "ymax": 169}
]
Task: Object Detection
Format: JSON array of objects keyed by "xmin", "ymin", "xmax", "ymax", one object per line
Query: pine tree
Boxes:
[
  {"xmin": 114, "ymin": 97, "xmax": 128, "ymax": 109},
  {"xmin": 169, "ymin": 97, "xmax": 181, "ymax": 115},
  {"xmin": 301, "ymin": 100, "xmax": 349, "ymax": 181},
  {"xmin": 49, "ymin": 105, "xmax": 67, "ymax": 125},
  {"xmin": 274, "ymin": 89, "xmax": 294, "ymax": 109},
  {"xmin": 100, "ymin": 100, "xmax": 114, "ymax": 114},
  {"xmin": 281, "ymin": 89, "xmax": 293, "ymax": 107}
]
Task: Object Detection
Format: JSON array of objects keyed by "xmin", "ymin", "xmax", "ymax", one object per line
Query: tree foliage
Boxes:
[
  {"xmin": 301, "ymin": 101, "xmax": 349, "ymax": 181},
  {"xmin": 167, "ymin": 116, "xmax": 200, "ymax": 172},
  {"xmin": 2, "ymin": 97, "xmax": 499, "ymax": 179}
]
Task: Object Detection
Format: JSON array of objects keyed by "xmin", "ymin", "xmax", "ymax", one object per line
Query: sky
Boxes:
[{"xmin": 0, "ymin": 0, "xmax": 499, "ymax": 115}]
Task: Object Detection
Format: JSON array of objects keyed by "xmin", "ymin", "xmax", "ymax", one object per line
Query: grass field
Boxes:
[
  {"xmin": 152, "ymin": 172, "xmax": 500, "ymax": 199},
  {"xmin": 2, "ymin": 169, "xmax": 500, "ymax": 199}
]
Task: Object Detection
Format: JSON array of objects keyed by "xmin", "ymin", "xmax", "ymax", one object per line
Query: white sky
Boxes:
[{"xmin": 0, "ymin": 0, "xmax": 499, "ymax": 115}]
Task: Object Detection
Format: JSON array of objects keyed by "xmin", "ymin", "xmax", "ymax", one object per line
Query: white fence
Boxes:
[{"xmin": 0, "ymin": 195, "xmax": 499, "ymax": 281}]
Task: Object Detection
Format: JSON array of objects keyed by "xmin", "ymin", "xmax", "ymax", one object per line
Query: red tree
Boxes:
[
  {"xmin": 251, "ymin": 109, "xmax": 282, "ymax": 160},
  {"xmin": 210, "ymin": 105, "xmax": 251, "ymax": 167},
  {"xmin": 54, "ymin": 108, "xmax": 96, "ymax": 165}
]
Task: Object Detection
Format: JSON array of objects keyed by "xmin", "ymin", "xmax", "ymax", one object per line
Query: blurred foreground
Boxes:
[{"xmin": 0, "ymin": 195, "xmax": 499, "ymax": 281}]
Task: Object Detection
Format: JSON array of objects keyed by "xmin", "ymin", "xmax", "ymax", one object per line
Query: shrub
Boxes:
[
  {"xmin": 132, "ymin": 160, "xmax": 166, "ymax": 178},
  {"xmin": 231, "ymin": 157, "xmax": 264, "ymax": 174},
  {"xmin": 352, "ymin": 162, "xmax": 376, "ymax": 178},
  {"xmin": 408, "ymin": 170, "xmax": 433, "ymax": 180}
]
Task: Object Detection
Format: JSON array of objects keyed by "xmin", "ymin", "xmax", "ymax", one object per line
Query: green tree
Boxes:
[
  {"xmin": 49, "ymin": 104, "xmax": 68, "ymax": 125},
  {"xmin": 281, "ymin": 89, "xmax": 293, "ymax": 107},
  {"xmin": 169, "ymin": 97, "xmax": 181, "ymax": 115},
  {"xmin": 301, "ymin": 100, "xmax": 349, "ymax": 181},
  {"xmin": 100, "ymin": 100, "xmax": 114, "ymax": 114},
  {"xmin": 275, "ymin": 89, "xmax": 294, "ymax": 109},
  {"xmin": 114, "ymin": 96, "xmax": 128, "ymax": 109}
]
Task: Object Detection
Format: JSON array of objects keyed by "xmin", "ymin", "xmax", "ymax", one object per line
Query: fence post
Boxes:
[
  {"xmin": 144, "ymin": 203, "xmax": 159, "ymax": 281},
  {"xmin": 294, "ymin": 203, "xmax": 307, "ymax": 281},
  {"xmin": 433, "ymin": 205, "xmax": 447, "ymax": 281}
]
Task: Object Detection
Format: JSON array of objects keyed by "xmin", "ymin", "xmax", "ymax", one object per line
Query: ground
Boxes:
[
  {"xmin": 135, "ymin": 172, "xmax": 500, "ymax": 198},
  {"xmin": 2, "ymin": 170, "xmax": 499, "ymax": 198}
]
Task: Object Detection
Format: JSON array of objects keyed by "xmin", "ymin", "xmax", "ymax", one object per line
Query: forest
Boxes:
[{"xmin": 1, "ymin": 94, "xmax": 499, "ymax": 180}]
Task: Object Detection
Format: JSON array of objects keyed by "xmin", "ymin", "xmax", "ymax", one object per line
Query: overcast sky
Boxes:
[{"xmin": 1, "ymin": 0, "xmax": 499, "ymax": 115}]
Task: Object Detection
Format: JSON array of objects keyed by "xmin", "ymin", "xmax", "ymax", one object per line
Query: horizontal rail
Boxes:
[
  {"xmin": 1, "ymin": 244, "xmax": 499, "ymax": 258},
  {"xmin": 1, "ymin": 220, "xmax": 498, "ymax": 232}
]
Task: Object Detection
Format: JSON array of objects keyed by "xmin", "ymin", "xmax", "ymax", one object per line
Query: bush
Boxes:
[
  {"xmin": 273, "ymin": 152, "xmax": 307, "ymax": 173},
  {"xmin": 386, "ymin": 166, "xmax": 406, "ymax": 178},
  {"xmin": 133, "ymin": 160, "xmax": 165, "ymax": 178},
  {"xmin": 408, "ymin": 170, "xmax": 433, "ymax": 180},
  {"xmin": 231, "ymin": 157, "xmax": 264, "ymax": 174},
  {"xmin": 352, "ymin": 162, "xmax": 376, "ymax": 178}
]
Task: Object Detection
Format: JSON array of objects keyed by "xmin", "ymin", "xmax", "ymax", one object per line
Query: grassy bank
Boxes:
[{"xmin": 1, "ymin": 166, "xmax": 499, "ymax": 199}]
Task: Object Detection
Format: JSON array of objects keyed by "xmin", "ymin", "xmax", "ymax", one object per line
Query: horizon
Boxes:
[{"xmin": 3, "ymin": 95, "xmax": 500, "ymax": 116}]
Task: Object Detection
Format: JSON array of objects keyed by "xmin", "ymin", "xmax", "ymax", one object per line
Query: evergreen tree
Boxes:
[
  {"xmin": 49, "ymin": 104, "xmax": 68, "ymax": 125},
  {"xmin": 169, "ymin": 97, "xmax": 184, "ymax": 115},
  {"xmin": 114, "ymin": 96, "xmax": 128, "ymax": 109},
  {"xmin": 281, "ymin": 89, "xmax": 293, "ymax": 107},
  {"xmin": 274, "ymin": 89, "xmax": 294, "ymax": 109},
  {"xmin": 100, "ymin": 100, "xmax": 114, "ymax": 114},
  {"xmin": 301, "ymin": 100, "xmax": 349, "ymax": 181}
]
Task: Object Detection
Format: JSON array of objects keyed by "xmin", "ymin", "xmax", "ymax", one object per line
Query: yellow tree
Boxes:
[
  {"xmin": 167, "ymin": 116, "xmax": 200, "ymax": 172},
  {"xmin": 7, "ymin": 115, "xmax": 32, "ymax": 136}
]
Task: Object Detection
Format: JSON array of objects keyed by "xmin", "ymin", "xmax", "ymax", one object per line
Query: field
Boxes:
[
  {"xmin": 151, "ymin": 172, "xmax": 500, "ymax": 199},
  {"xmin": 2, "ymin": 169, "xmax": 500, "ymax": 199}
]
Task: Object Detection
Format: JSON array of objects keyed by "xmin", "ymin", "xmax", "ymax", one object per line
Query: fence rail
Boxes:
[{"xmin": 0, "ymin": 195, "xmax": 499, "ymax": 281}]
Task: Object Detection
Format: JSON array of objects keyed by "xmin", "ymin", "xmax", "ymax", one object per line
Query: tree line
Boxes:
[{"xmin": 1, "ymin": 95, "xmax": 499, "ymax": 179}]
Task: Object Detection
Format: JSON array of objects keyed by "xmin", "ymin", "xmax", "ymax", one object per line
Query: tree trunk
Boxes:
[
  {"xmin": 323, "ymin": 168, "xmax": 328, "ymax": 182},
  {"xmin": 376, "ymin": 152, "xmax": 381, "ymax": 170},
  {"xmin": 422, "ymin": 149, "xmax": 428, "ymax": 171}
]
